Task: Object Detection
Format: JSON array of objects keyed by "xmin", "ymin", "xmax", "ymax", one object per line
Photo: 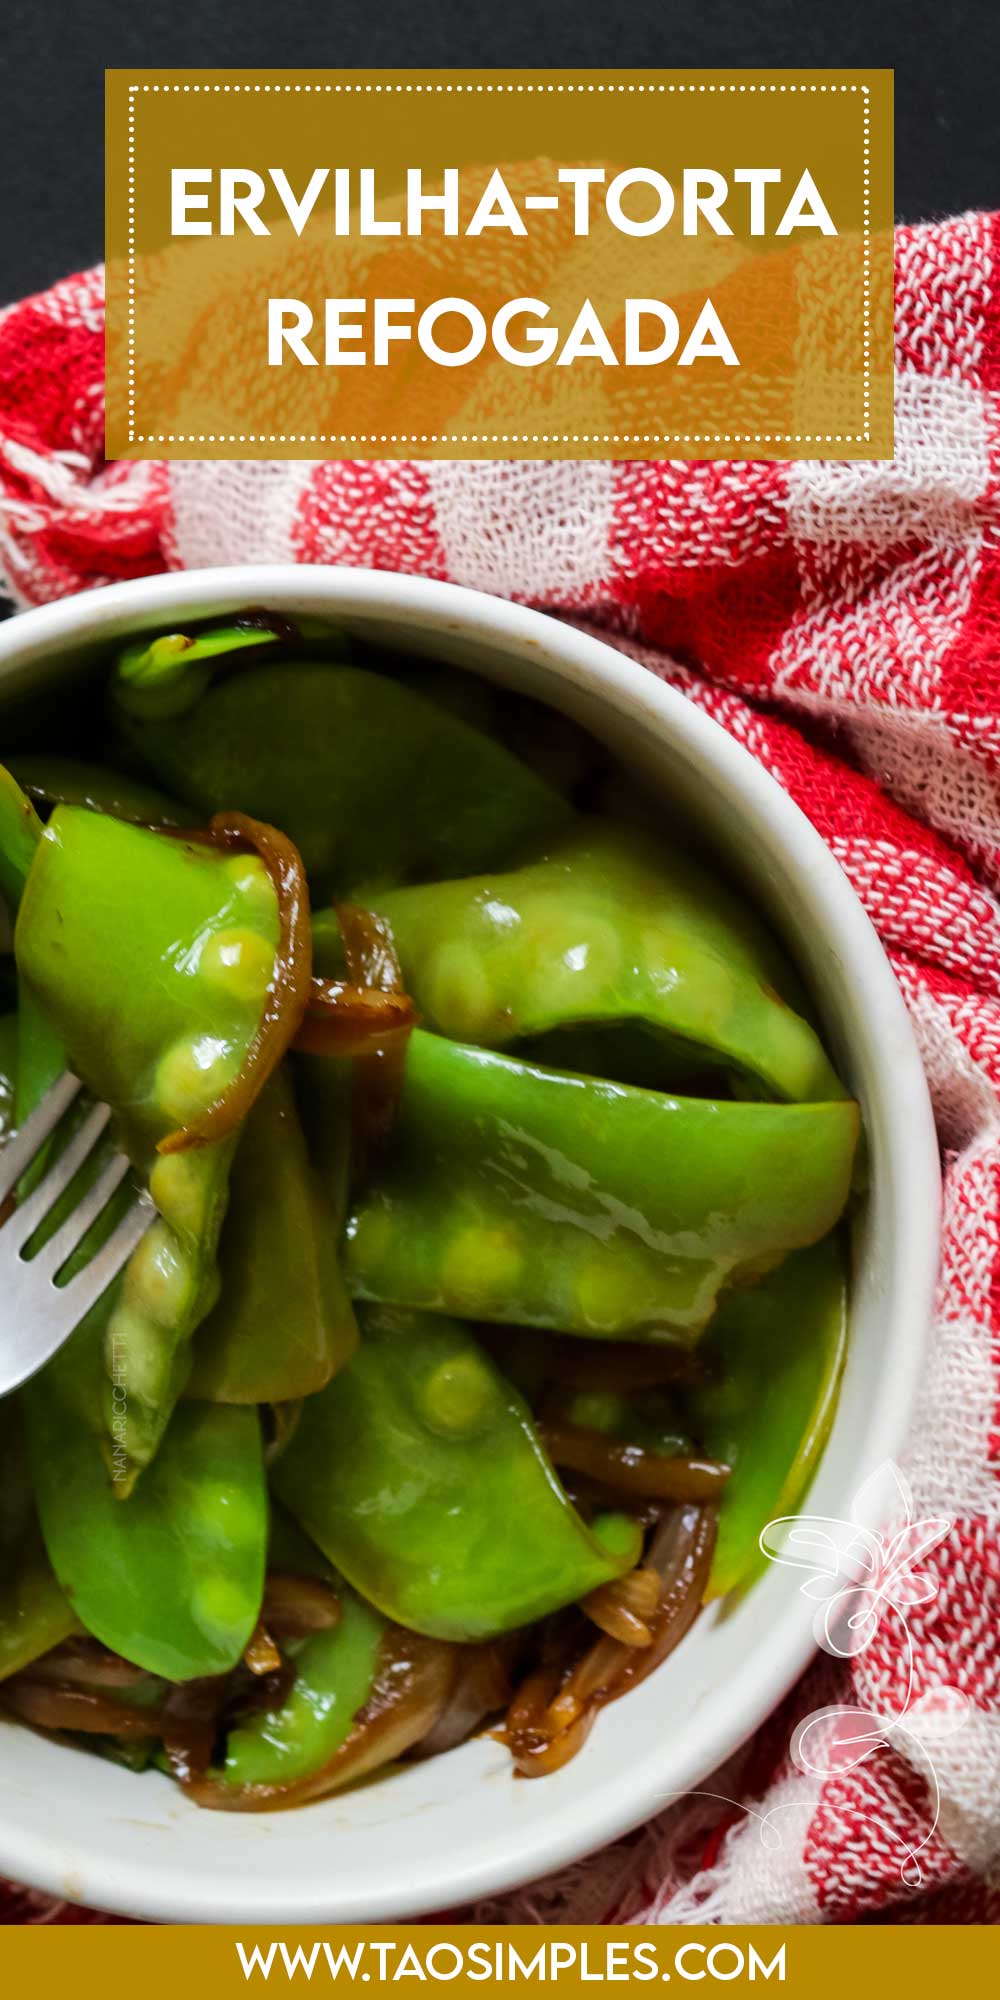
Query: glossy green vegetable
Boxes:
[
  {"xmin": 0, "ymin": 1402, "xmax": 78, "ymax": 1681},
  {"xmin": 24, "ymin": 1376, "xmax": 267, "ymax": 1681},
  {"xmin": 686, "ymin": 1233, "xmax": 849, "ymax": 1596},
  {"xmin": 0, "ymin": 611, "xmax": 866, "ymax": 1805},
  {"xmin": 0, "ymin": 1010, "xmax": 16, "ymax": 1139},
  {"xmin": 112, "ymin": 658, "xmax": 573, "ymax": 896},
  {"xmin": 274, "ymin": 1304, "xmax": 642, "ymax": 1640},
  {"xmin": 114, "ymin": 622, "xmax": 286, "ymax": 720},
  {"xmin": 0, "ymin": 764, "xmax": 43, "ymax": 912},
  {"xmin": 7, "ymin": 756, "xmax": 184, "ymax": 828},
  {"xmin": 14, "ymin": 805, "xmax": 281, "ymax": 1481},
  {"xmin": 187, "ymin": 1066, "xmax": 357, "ymax": 1403},
  {"xmin": 357, "ymin": 829, "xmax": 842, "ymax": 1102},
  {"xmin": 222, "ymin": 1585, "xmax": 384, "ymax": 1788},
  {"xmin": 345, "ymin": 1032, "xmax": 859, "ymax": 1341}
]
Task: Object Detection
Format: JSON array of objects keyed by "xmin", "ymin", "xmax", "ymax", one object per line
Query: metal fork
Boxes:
[{"xmin": 0, "ymin": 1071, "xmax": 154, "ymax": 1395}]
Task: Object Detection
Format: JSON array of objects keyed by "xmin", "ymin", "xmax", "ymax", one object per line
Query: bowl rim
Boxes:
[{"xmin": 0, "ymin": 566, "xmax": 941, "ymax": 1923}]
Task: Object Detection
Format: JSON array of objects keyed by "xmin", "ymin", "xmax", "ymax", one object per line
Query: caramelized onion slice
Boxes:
[
  {"xmin": 25, "ymin": 1637, "xmax": 152, "ymax": 1691},
  {"xmin": 1, "ymin": 1677, "xmax": 167, "ymax": 1739},
  {"xmin": 158, "ymin": 812, "xmax": 312, "ymax": 1155},
  {"xmin": 293, "ymin": 983, "xmax": 416, "ymax": 1057},
  {"xmin": 261, "ymin": 1572, "xmax": 341, "ymax": 1639},
  {"xmin": 415, "ymin": 1639, "xmax": 516, "ymax": 1760},
  {"xmin": 337, "ymin": 904, "xmax": 405, "ymax": 993},
  {"xmin": 580, "ymin": 1566, "xmax": 662, "ymax": 1648},
  {"xmin": 541, "ymin": 1422, "xmax": 729, "ymax": 1504},
  {"xmin": 497, "ymin": 1504, "xmax": 717, "ymax": 1778},
  {"xmin": 333, "ymin": 901, "xmax": 415, "ymax": 1166},
  {"xmin": 161, "ymin": 1675, "xmax": 231, "ymax": 1788}
]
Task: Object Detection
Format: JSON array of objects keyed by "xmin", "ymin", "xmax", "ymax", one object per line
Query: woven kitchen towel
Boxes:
[{"xmin": 1, "ymin": 211, "xmax": 1000, "ymax": 1927}]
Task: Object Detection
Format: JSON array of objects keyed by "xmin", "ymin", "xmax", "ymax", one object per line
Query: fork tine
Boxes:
[
  {"xmin": 0, "ymin": 1070, "xmax": 83, "ymax": 1206},
  {"xmin": 31, "ymin": 1149, "xmax": 135, "ymax": 1283},
  {"xmin": 0, "ymin": 1190, "xmax": 154, "ymax": 1397},
  {"xmin": 60, "ymin": 1193, "xmax": 156, "ymax": 1317},
  {"xmin": 2, "ymin": 1097, "xmax": 114, "ymax": 1256}
]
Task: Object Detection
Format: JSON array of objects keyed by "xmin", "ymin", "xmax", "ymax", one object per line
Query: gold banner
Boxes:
[
  {"xmin": 0, "ymin": 1923, "xmax": 995, "ymax": 1987},
  {"xmin": 105, "ymin": 69, "xmax": 894, "ymax": 462}
]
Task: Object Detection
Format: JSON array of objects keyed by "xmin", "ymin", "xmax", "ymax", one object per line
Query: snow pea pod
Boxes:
[
  {"xmin": 685, "ymin": 1232, "xmax": 849, "ymax": 1597},
  {"xmin": 187, "ymin": 1064, "xmax": 357, "ymax": 1403},
  {"xmin": 111, "ymin": 658, "xmax": 573, "ymax": 897},
  {"xmin": 24, "ymin": 1368, "xmax": 267, "ymax": 1681},
  {"xmin": 221, "ymin": 1584, "xmax": 384, "ymax": 1789},
  {"xmin": 14, "ymin": 805, "xmax": 280, "ymax": 1482},
  {"xmin": 0, "ymin": 763, "xmax": 43, "ymax": 913},
  {"xmin": 359, "ymin": 828, "xmax": 843, "ymax": 1103},
  {"xmin": 0, "ymin": 1009, "xmax": 15, "ymax": 1137},
  {"xmin": 274, "ymin": 1304, "xmax": 642, "ymax": 1641},
  {"xmin": 344, "ymin": 1032, "xmax": 859, "ymax": 1341},
  {"xmin": 0, "ymin": 1402, "xmax": 78, "ymax": 1682},
  {"xmin": 114, "ymin": 620, "xmax": 287, "ymax": 721},
  {"xmin": 7, "ymin": 756, "xmax": 184, "ymax": 828}
]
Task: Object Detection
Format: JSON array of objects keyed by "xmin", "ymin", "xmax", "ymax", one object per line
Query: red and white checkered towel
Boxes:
[{"xmin": 1, "ymin": 211, "xmax": 1000, "ymax": 1928}]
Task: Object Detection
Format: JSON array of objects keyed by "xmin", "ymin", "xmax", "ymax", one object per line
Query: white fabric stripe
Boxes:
[
  {"xmin": 656, "ymin": 1773, "xmax": 824, "ymax": 1925},
  {"xmin": 167, "ymin": 459, "xmax": 321, "ymax": 570},
  {"xmin": 923, "ymin": 1709, "xmax": 1000, "ymax": 1877},
  {"xmin": 774, "ymin": 371, "xmax": 991, "ymax": 713},
  {"xmin": 425, "ymin": 459, "xmax": 616, "ymax": 604}
]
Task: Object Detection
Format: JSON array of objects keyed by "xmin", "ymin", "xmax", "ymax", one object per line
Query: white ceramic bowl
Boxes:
[{"xmin": 0, "ymin": 567, "xmax": 939, "ymax": 1923}]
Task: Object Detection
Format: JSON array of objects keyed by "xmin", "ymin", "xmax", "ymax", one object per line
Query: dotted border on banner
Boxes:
[{"xmin": 125, "ymin": 80, "xmax": 873, "ymax": 449}]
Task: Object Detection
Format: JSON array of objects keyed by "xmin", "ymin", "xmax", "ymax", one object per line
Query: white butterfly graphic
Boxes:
[{"xmin": 758, "ymin": 1460, "xmax": 969, "ymax": 1885}]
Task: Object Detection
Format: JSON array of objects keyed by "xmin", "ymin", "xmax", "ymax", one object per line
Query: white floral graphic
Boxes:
[{"xmin": 758, "ymin": 1461, "xmax": 968, "ymax": 1885}]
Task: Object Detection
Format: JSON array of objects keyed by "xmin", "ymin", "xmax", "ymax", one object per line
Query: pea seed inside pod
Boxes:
[
  {"xmin": 193, "ymin": 1572, "xmax": 256, "ymax": 1642},
  {"xmin": 418, "ymin": 1353, "xmax": 503, "ymax": 1438},
  {"xmin": 156, "ymin": 1034, "xmax": 237, "ymax": 1122},
  {"xmin": 440, "ymin": 1224, "xmax": 524, "ymax": 1313},
  {"xmin": 519, "ymin": 899, "xmax": 623, "ymax": 1010},
  {"xmin": 643, "ymin": 927, "xmax": 735, "ymax": 1030},
  {"xmin": 422, "ymin": 940, "xmax": 495, "ymax": 1041},
  {"xmin": 187, "ymin": 1481, "xmax": 261, "ymax": 1546},
  {"xmin": 574, "ymin": 1250, "xmax": 648, "ymax": 1334},
  {"xmin": 103, "ymin": 1300, "xmax": 170, "ymax": 1408},
  {"xmin": 199, "ymin": 927, "xmax": 275, "ymax": 1006},
  {"xmin": 149, "ymin": 1150, "xmax": 214, "ymax": 1239},
  {"xmin": 223, "ymin": 852, "xmax": 275, "ymax": 911},
  {"xmin": 121, "ymin": 1218, "xmax": 197, "ymax": 1324}
]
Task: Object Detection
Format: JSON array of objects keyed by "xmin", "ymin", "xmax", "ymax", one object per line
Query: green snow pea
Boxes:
[
  {"xmin": 7, "ymin": 756, "xmax": 184, "ymax": 828},
  {"xmin": 14, "ymin": 804, "xmax": 281, "ymax": 1482},
  {"xmin": 0, "ymin": 763, "xmax": 44, "ymax": 913},
  {"xmin": 0, "ymin": 774, "xmax": 132, "ymax": 1286},
  {"xmin": 344, "ymin": 1032, "xmax": 859, "ymax": 1342},
  {"xmin": 686, "ymin": 1232, "xmax": 849, "ymax": 1597},
  {"xmin": 221, "ymin": 1583, "xmax": 385, "ymax": 1789},
  {"xmin": 356, "ymin": 828, "xmax": 842, "ymax": 1103},
  {"xmin": 0, "ymin": 1401, "xmax": 78, "ymax": 1682},
  {"xmin": 0, "ymin": 1010, "xmax": 16, "ymax": 1137},
  {"xmin": 24, "ymin": 1366, "xmax": 267, "ymax": 1681},
  {"xmin": 1, "ymin": 771, "xmax": 140, "ymax": 1452},
  {"xmin": 111, "ymin": 656, "xmax": 573, "ymax": 897},
  {"xmin": 114, "ymin": 620, "xmax": 289, "ymax": 721},
  {"xmin": 274, "ymin": 1304, "xmax": 642, "ymax": 1641},
  {"xmin": 187, "ymin": 1064, "xmax": 357, "ymax": 1404}
]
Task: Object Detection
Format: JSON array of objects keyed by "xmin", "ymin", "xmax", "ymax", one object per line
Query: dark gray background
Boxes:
[{"xmin": 2, "ymin": 0, "xmax": 999, "ymax": 302}]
